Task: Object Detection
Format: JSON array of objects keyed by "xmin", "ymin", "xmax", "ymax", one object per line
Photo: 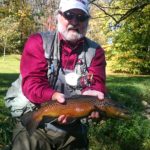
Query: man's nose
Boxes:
[{"xmin": 70, "ymin": 17, "xmax": 79, "ymax": 25}]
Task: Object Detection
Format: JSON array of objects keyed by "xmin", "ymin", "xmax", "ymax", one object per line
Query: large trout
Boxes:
[{"xmin": 21, "ymin": 95, "xmax": 130, "ymax": 135}]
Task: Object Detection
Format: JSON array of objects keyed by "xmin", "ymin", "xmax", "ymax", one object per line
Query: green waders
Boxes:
[{"xmin": 11, "ymin": 121, "xmax": 89, "ymax": 150}]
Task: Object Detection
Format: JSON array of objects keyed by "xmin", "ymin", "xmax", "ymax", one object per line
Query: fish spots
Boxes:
[{"xmin": 75, "ymin": 107, "xmax": 85, "ymax": 113}]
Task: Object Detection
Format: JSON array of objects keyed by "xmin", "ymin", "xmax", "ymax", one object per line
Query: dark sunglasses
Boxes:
[{"xmin": 59, "ymin": 11, "xmax": 90, "ymax": 22}]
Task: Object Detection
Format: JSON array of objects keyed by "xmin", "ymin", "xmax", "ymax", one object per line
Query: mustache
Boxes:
[{"xmin": 67, "ymin": 25, "xmax": 79, "ymax": 32}]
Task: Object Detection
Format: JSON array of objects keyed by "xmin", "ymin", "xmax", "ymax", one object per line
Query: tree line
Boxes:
[{"xmin": 0, "ymin": 0, "xmax": 150, "ymax": 74}]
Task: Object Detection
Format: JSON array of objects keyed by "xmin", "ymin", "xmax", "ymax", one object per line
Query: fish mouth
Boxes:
[
  {"xmin": 106, "ymin": 105, "xmax": 131, "ymax": 119},
  {"xmin": 118, "ymin": 108, "xmax": 131, "ymax": 119}
]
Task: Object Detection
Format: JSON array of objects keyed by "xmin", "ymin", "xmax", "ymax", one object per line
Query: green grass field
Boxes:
[
  {"xmin": 0, "ymin": 55, "xmax": 20, "ymax": 149},
  {"xmin": 0, "ymin": 55, "xmax": 150, "ymax": 150}
]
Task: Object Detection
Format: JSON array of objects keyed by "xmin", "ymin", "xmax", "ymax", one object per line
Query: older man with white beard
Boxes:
[{"xmin": 11, "ymin": 0, "xmax": 106, "ymax": 149}]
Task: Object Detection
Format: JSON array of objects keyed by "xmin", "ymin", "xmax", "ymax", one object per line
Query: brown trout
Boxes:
[{"xmin": 21, "ymin": 95, "xmax": 130, "ymax": 135}]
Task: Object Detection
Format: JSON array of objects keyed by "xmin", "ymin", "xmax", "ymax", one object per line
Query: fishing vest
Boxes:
[{"xmin": 5, "ymin": 31, "xmax": 99, "ymax": 117}]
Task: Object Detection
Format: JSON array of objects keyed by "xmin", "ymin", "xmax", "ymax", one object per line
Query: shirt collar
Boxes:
[{"xmin": 58, "ymin": 32, "xmax": 85, "ymax": 50}]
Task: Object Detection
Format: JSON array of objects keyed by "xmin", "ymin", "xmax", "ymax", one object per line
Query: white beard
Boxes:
[{"xmin": 57, "ymin": 22, "xmax": 86, "ymax": 42}]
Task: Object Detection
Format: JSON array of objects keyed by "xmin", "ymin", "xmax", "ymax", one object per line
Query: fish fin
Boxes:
[{"xmin": 21, "ymin": 111, "xmax": 40, "ymax": 136}]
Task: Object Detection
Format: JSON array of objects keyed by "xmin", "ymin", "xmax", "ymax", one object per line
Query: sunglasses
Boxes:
[{"xmin": 59, "ymin": 11, "xmax": 90, "ymax": 22}]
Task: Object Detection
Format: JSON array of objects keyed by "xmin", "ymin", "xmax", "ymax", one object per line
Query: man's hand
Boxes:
[
  {"xmin": 52, "ymin": 92, "xmax": 65, "ymax": 103},
  {"xmin": 82, "ymin": 90, "xmax": 104, "ymax": 119},
  {"xmin": 82, "ymin": 90, "xmax": 104, "ymax": 100},
  {"xmin": 52, "ymin": 92, "xmax": 68, "ymax": 124}
]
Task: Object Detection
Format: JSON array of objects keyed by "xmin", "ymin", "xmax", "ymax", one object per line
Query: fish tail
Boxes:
[{"xmin": 21, "ymin": 111, "xmax": 41, "ymax": 135}]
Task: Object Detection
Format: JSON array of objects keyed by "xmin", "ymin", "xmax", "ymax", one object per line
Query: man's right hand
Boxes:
[
  {"xmin": 51, "ymin": 92, "xmax": 68, "ymax": 124},
  {"xmin": 52, "ymin": 92, "xmax": 65, "ymax": 103}
]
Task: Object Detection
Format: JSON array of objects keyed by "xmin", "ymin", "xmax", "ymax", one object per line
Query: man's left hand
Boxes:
[
  {"xmin": 82, "ymin": 90, "xmax": 104, "ymax": 119},
  {"xmin": 82, "ymin": 90, "xmax": 104, "ymax": 100}
]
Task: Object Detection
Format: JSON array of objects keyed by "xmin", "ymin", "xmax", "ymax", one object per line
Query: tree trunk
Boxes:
[{"xmin": 3, "ymin": 39, "xmax": 7, "ymax": 61}]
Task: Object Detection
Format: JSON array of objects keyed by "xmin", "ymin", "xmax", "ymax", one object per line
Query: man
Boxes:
[{"xmin": 11, "ymin": 0, "xmax": 106, "ymax": 149}]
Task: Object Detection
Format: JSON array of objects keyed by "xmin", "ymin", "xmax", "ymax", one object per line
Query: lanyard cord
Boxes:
[{"xmin": 48, "ymin": 31, "xmax": 61, "ymax": 88}]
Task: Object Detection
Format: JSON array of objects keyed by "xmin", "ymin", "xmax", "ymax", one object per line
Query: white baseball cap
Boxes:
[{"xmin": 59, "ymin": 0, "xmax": 89, "ymax": 15}]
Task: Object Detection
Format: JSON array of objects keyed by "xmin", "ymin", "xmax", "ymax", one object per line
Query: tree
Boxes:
[
  {"xmin": 89, "ymin": 0, "xmax": 150, "ymax": 25},
  {"xmin": 0, "ymin": 17, "xmax": 20, "ymax": 57},
  {"xmin": 87, "ymin": 0, "xmax": 150, "ymax": 74},
  {"xmin": 26, "ymin": 0, "xmax": 59, "ymax": 31},
  {"xmin": 105, "ymin": 0, "xmax": 150, "ymax": 74},
  {"xmin": 0, "ymin": 0, "xmax": 36, "ymax": 55}
]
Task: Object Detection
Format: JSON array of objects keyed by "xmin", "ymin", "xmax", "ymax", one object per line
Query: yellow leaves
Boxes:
[{"xmin": 17, "ymin": 10, "xmax": 27, "ymax": 17}]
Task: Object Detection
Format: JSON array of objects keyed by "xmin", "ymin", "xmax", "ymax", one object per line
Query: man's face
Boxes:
[{"xmin": 57, "ymin": 9, "xmax": 89, "ymax": 43}]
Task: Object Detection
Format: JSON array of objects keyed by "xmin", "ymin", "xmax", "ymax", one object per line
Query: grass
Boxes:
[
  {"xmin": 89, "ymin": 75, "xmax": 150, "ymax": 150},
  {"xmin": 0, "ymin": 55, "xmax": 150, "ymax": 150},
  {"xmin": 0, "ymin": 55, "xmax": 20, "ymax": 149},
  {"xmin": 0, "ymin": 55, "xmax": 20, "ymax": 74}
]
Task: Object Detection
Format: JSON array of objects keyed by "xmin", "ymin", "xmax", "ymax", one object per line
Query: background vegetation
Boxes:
[
  {"xmin": 0, "ymin": 0, "xmax": 149, "ymax": 73},
  {"xmin": 89, "ymin": 75, "xmax": 150, "ymax": 150},
  {"xmin": 0, "ymin": 55, "xmax": 150, "ymax": 150},
  {"xmin": 0, "ymin": 55, "xmax": 20, "ymax": 149},
  {"xmin": 0, "ymin": 0, "xmax": 150, "ymax": 149}
]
